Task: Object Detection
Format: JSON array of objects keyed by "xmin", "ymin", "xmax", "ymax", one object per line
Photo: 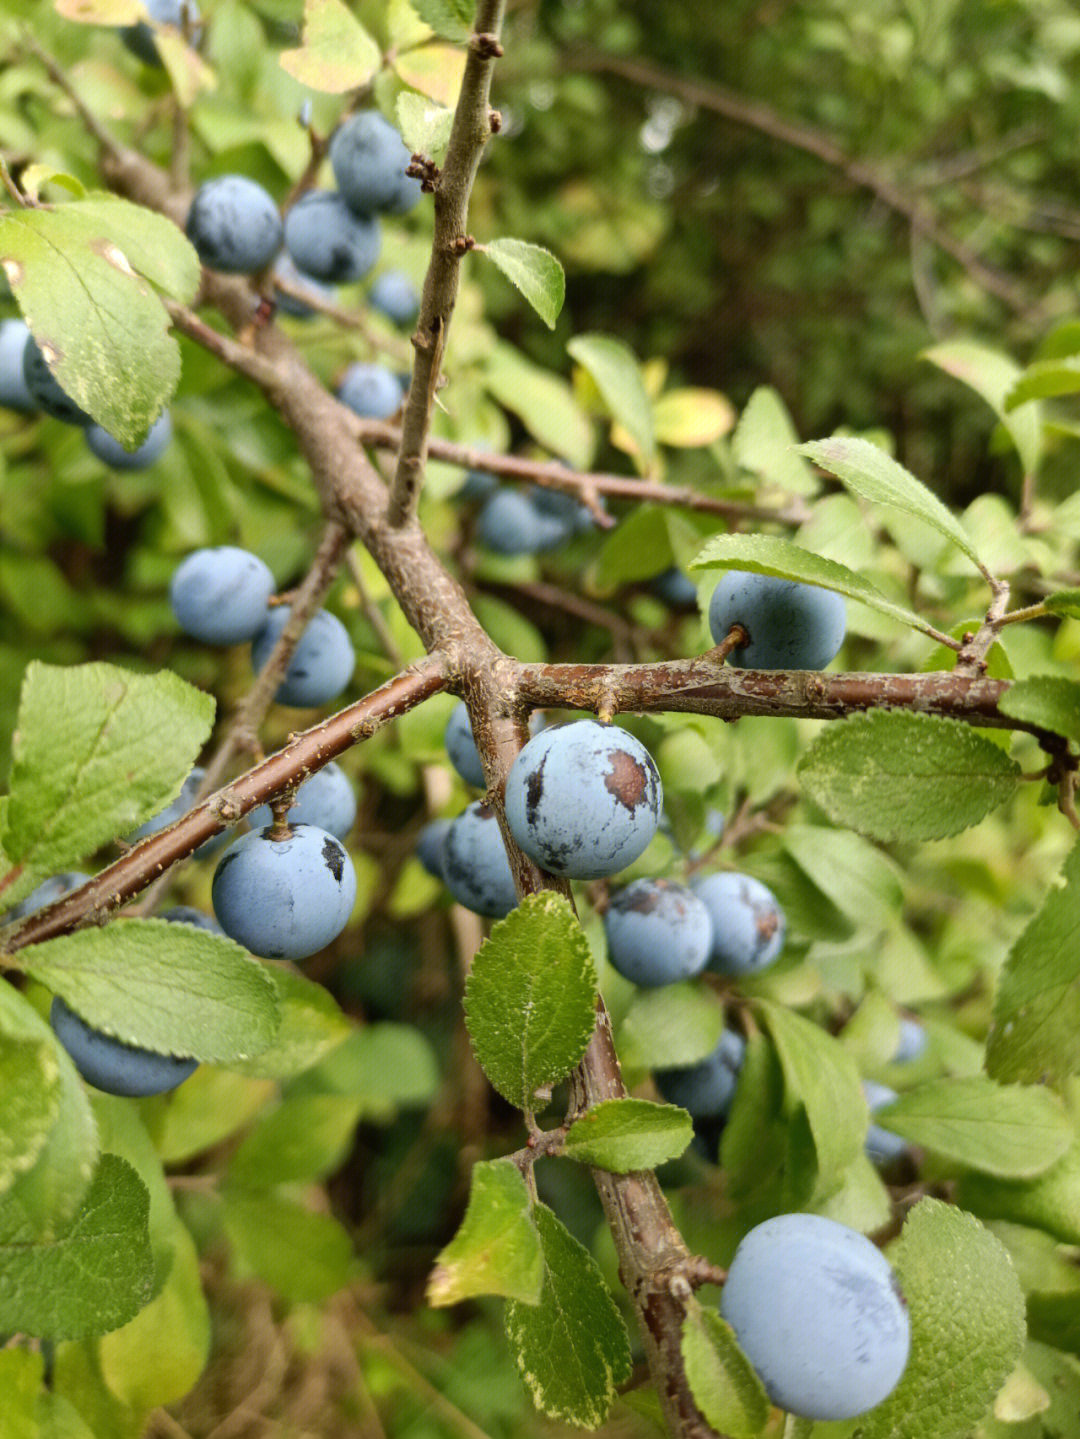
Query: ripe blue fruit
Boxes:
[
  {"xmin": 50, "ymin": 995, "xmax": 197, "ymax": 1097},
  {"xmin": 604, "ymin": 878, "xmax": 713, "ymax": 987},
  {"xmin": 185, "ymin": 176, "xmax": 283, "ymax": 275},
  {"xmin": 863, "ymin": 1080, "xmax": 907, "ymax": 1165},
  {"xmin": 476, "ymin": 488, "xmax": 573, "ymax": 555},
  {"xmin": 85, "ymin": 411, "xmax": 172, "ymax": 470},
  {"xmin": 22, "ymin": 335, "xmax": 92, "ymax": 425},
  {"xmin": 369, "ymin": 270, "xmax": 420, "ymax": 326},
  {"xmin": 416, "ymin": 818, "xmax": 453, "ymax": 879},
  {"xmin": 3, "ymin": 872, "xmax": 91, "ymax": 924},
  {"xmin": 170, "ymin": 546, "xmax": 275, "ymax": 646},
  {"xmin": 273, "ymin": 253, "xmax": 337, "ymax": 318},
  {"xmin": 504, "ymin": 719, "xmax": 662, "ymax": 879},
  {"xmin": 120, "ymin": 0, "xmax": 203, "ymax": 64},
  {"xmin": 128, "ymin": 766, "xmax": 229, "ymax": 857},
  {"xmin": 893, "ymin": 1017, "xmax": 927, "ymax": 1063},
  {"xmin": 655, "ymin": 1029, "xmax": 745, "ymax": 1118},
  {"xmin": 0, "ymin": 319, "xmax": 34, "ymax": 412},
  {"xmin": 336, "ymin": 362, "xmax": 404, "ymax": 420},
  {"xmin": 652, "ymin": 568, "xmax": 698, "ymax": 609},
  {"xmin": 441, "ymin": 802, "xmax": 518, "ymax": 917},
  {"xmin": 212, "ymin": 824, "xmax": 357, "ymax": 960},
  {"xmin": 283, "ymin": 191, "xmax": 381, "ymax": 284},
  {"xmin": 708, "ymin": 570, "xmax": 846, "ymax": 670},
  {"xmin": 330, "ymin": 111, "xmax": 422, "ymax": 216},
  {"xmin": 250, "ymin": 605, "xmax": 356, "ymax": 707},
  {"xmin": 444, "ymin": 703, "xmax": 487, "ymax": 789},
  {"xmin": 161, "ymin": 905, "xmax": 223, "ymax": 934},
  {"xmin": 720, "ymin": 1213, "xmax": 910, "ymax": 1420},
  {"xmin": 459, "ymin": 467, "xmax": 499, "ymax": 501},
  {"xmin": 691, "ymin": 871, "xmax": 785, "ymax": 975},
  {"xmin": 246, "ymin": 761, "xmax": 357, "ymax": 840}
]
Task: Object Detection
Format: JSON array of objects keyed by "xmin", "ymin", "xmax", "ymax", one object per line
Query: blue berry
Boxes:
[
  {"xmin": 691, "ymin": 871, "xmax": 785, "ymax": 975},
  {"xmin": 212, "ymin": 824, "xmax": 357, "ymax": 960},
  {"xmin": 186, "ymin": 176, "xmax": 283, "ymax": 275},
  {"xmin": 528, "ymin": 486, "xmax": 594, "ymax": 537},
  {"xmin": 272, "ymin": 253, "xmax": 337, "ymax": 319},
  {"xmin": 50, "ymin": 995, "xmax": 197, "ymax": 1097},
  {"xmin": 283, "ymin": 191, "xmax": 381, "ymax": 284},
  {"xmin": 445, "ymin": 703, "xmax": 487, "ymax": 789},
  {"xmin": 22, "ymin": 334, "xmax": 92, "ymax": 426},
  {"xmin": 120, "ymin": 0, "xmax": 202, "ymax": 64},
  {"xmin": 246, "ymin": 762, "xmax": 356, "ymax": 840},
  {"xmin": 604, "ymin": 878, "xmax": 713, "ymax": 987},
  {"xmin": 161, "ymin": 905, "xmax": 223, "ymax": 934},
  {"xmin": 336, "ymin": 362, "xmax": 404, "ymax": 420},
  {"xmin": 863, "ymin": 1080, "xmax": 907, "ymax": 1166},
  {"xmin": 477, "ymin": 488, "xmax": 573, "ymax": 555},
  {"xmin": 369, "ymin": 270, "xmax": 420, "ymax": 326},
  {"xmin": 330, "ymin": 111, "xmax": 422, "ymax": 216},
  {"xmin": 458, "ymin": 467, "xmax": 499, "ymax": 502},
  {"xmin": 893, "ymin": 1018, "xmax": 927, "ymax": 1063},
  {"xmin": 441, "ymin": 802, "xmax": 518, "ymax": 917},
  {"xmin": 85, "ymin": 411, "xmax": 172, "ymax": 470},
  {"xmin": 3, "ymin": 872, "xmax": 91, "ymax": 924},
  {"xmin": 708, "ymin": 571, "xmax": 846, "ymax": 670},
  {"xmin": 655, "ymin": 1029, "xmax": 745, "ymax": 1119},
  {"xmin": 170, "ymin": 546, "xmax": 275, "ymax": 646},
  {"xmin": 128, "ymin": 766, "xmax": 229, "ymax": 858},
  {"xmin": 250, "ymin": 605, "xmax": 355, "ymax": 708},
  {"xmin": 416, "ymin": 818, "xmax": 453, "ymax": 879},
  {"xmin": 0, "ymin": 319, "xmax": 34, "ymax": 412},
  {"xmin": 652, "ymin": 568, "xmax": 698, "ymax": 609},
  {"xmin": 504, "ymin": 719, "xmax": 662, "ymax": 880},
  {"xmin": 720, "ymin": 1213, "xmax": 910, "ymax": 1420}
]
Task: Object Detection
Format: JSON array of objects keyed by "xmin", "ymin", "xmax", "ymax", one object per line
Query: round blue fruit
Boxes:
[
  {"xmin": 893, "ymin": 1017, "xmax": 928, "ymax": 1063},
  {"xmin": 652, "ymin": 568, "xmax": 698, "ymax": 609},
  {"xmin": 476, "ymin": 488, "xmax": 572, "ymax": 555},
  {"xmin": 0, "ymin": 319, "xmax": 34, "ymax": 412},
  {"xmin": 250, "ymin": 605, "xmax": 356, "ymax": 708},
  {"xmin": 336, "ymin": 362, "xmax": 404, "ymax": 420},
  {"xmin": 211, "ymin": 824, "xmax": 357, "ymax": 960},
  {"xmin": 22, "ymin": 334, "xmax": 92, "ymax": 425},
  {"xmin": 50, "ymin": 995, "xmax": 197, "ymax": 1097},
  {"xmin": 330, "ymin": 111, "xmax": 422, "ymax": 216},
  {"xmin": 720, "ymin": 1213, "xmax": 910, "ymax": 1420},
  {"xmin": 272, "ymin": 252, "xmax": 337, "ymax": 319},
  {"xmin": 128, "ymin": 766, "xmax": 230, "ymax": 858},
  {"xmin": 120, "ymin": 0, "xmax": 202, "ymax": 64},
  {"xmin": 441, "ymin": 802, "xmax": 518, "ymax": 917},
  {"xmin": 604, "ymin": 878, "xmax": 713, "ymax": 987},
  {"xmin": 655, "ymin": 1029, "xmax": 745, "ymax": 1119},
  {"xmin": 458, "ymin": 467, "xmax": 498, "ymax": 502},
  {"xmin": 246, "ymin": 761, "xmax": 356, "ymax": 841},
  {"xmin": 691, "ymin": 871, "xmax": 785, "ymax": 975},
  {"xmin": 369, "ymin": 270, "xmax": 420, "ymax": 326},
  {"xmin": 708, "ymin": 570, "xmax": 846, "ymax": 670},
  {"xmin": 444, "ymin": 703, "xmax": 487, "ymax": 789},
  {"xmin": 863, "ymin": 1080, "xmax": 907, "ymax": 1165},
  {"xmin": 161, "ymin": 905, "xmax": 223, "ymax": 934},
  {"xmin": 3, "ymin": 872, "xmax": 91, "ymax": 924},
  {"xmin": 170, "ymin": 546, "xmax": 275, "ymax": 646},
  {"xmin": 283, "ymin": 190, "xmax": 381, "ymax": 284},
  {"xmin": 528, "ymin": 486, "xmax": 594, "ymax": 537},
  {"xmin": 416, "ymin": 818, "xmax": 453, "ymax": 880},
  {"xmin": 185, "ymin": 176, "xmax": 283, "ymax": 275},
  {"xmin": 85, "ymin": 411, "xmax": 172, "ymax": 470},
  {"xmin": 504, "ymin": 719, "xmax": 662, "ymax": 879}
]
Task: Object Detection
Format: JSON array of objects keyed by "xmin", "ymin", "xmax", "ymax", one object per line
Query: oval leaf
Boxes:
[
  {"xmin": 562, "ymin": 1097, "xmax": 692, "ymax": 1172},
  {"xmin": 395, "ymin": 91, "xmax": 454, "ymax": 165},
  {"xmin": 682, "ymin": 1302, "xmax": 770, "ymax": 1439},
  {"xmin": 617, "ymin": 981, "xmax": 725, "ymax": 1072},
  {"xmin": 997, "ymin": 675, "xmax": 1080, "ymax": 742},
  {"xmin": 923, "ymin": 340, "xmax": 1042, "ymax": 476},
  {"xmin": 483, "ymin": 239, "xmax": 565, "ymax": 330},
  {"xmin": 428, "ymin": 1158, "xmax": 543, "ymax": 1307},
  {"xmin": 653, "ymin": 388, "xmax": 735, "ymax": 448},
  {"xmin": 279, "ymin": 0, "xmax": 381, "ymax": 93},
  {"xmin": 568, "ymin": 333, "xmax": 655, "ymax": 464}
]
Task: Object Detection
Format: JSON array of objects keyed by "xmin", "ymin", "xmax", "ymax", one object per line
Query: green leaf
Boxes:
[
  {"xmin": 800, "ymin": 435, "xmax": 984, "ymax": 571},
  {"xmin": 286, "ymin": 1021, "xmax": 440, "ymax": 1116},
  {"xmin": 874, "ymin": 1077, "xmax": 1072, "ymax": 1178},
  {"xmin": 0, "ymin": 1347, "xmax": 43, "ymax": 1439},
  {"xmin": 732, "ymin": 385, "xmax": 818, "ymax": 495},
  {"xmin": 2, "ymin": 662, "xmax": 214, "ymax": 896},
  {"xmin": 504, "ymin": 1205, "xmax": 632, "ymax": 1428},
  {"xmin": 797, "ymin": 711, "xmax": 1021, "ymax": 842},
  {"xmin": 957, "ymin": 1142, "xmax": 1080, "ymax": 1245},
  {"xmin": 653, "ymin": 388, "xmax": 734, "ymax": 448},
  {"xmin": 719, "ymin": 1031, "xmax": 786, "ymax": 1201},
  {"xmin": 226, "ymin": 1093, "xmax": 365, "ymax": 1187},
  {"xmin": 567, "ymin": 333, "xmax": 655, "ymax": 464},
  {"xmin": 395, "ymin": 91, "xmax": 453, "ymax": 165},
  {"xmin": 617, "ymin": 982, "xmax": 726, "ymax": 1072},
  {"xmin": 681, "ymin": 1302, "xmax": 769, "ymax": 1439},
  {"xmin": 997, "ymin": 675, "xmax": 1080, "ymax": 742},
  {"xmin": 0, "ymin": 201, "xmax": 197, "ymax": 445},
  {"xmin": 688, "ymin": 532, "xmax": 938, "ymax": 639},
  {"xmin": 279, "ymin": 0, "xmax": 382, "ymax": 93},
  {"xmin": 562, "ymin": 1098, "xmax": 692, "ymax": 1171},
  {"xmin": 464, "ymin": 892, "xmax": 598, "ymax": 1111},
  {"xmin": 844, "ymin": 1199, "xmax": 1025, "ymax": 1439},
  {"xmin": 22, "ymin": 920, "xmax": 280, "ymax": 1064},
  {"xmin": 986, "ymin": 839, "xmax": 1080, "ymax": 1085},
  {"xmin": 1004, "ymin": 355, "xmax": 1080, "ymax": 409},
  {"xmin": 428, "ymin": 1158, "xmax": 543, "ymax": 1307},
  {"xmin": 221, "ymin": 1189, "xmax": 361, "ymax": 1303},
  {"xmin": 483, "ymin": 239, "xmax": 566, "ymax": 330},
  {"xmin": 1043, "ymin": 586, "xmax": 1080, "ymax": 620},
  {"xmin": 0, "ymin": 1035, "xmax": 61, "ymax": 1198},
  {"xmin": 781, "ymin": 825, "xmax": 903, "ymax": 931},
  {"xmin": 923, "ymin": 341, "xmax": 1043, "ymax": 477},
  {"xmin": 408, "ymin": 0, "xmax": 473, "ymax": 40},
  {"xmin": 0, "ymin": 1154, "xmax": 153, "ymax": 1340},
  {"xmin": 228, "ymin": 966, "xmax": 353, "ymax": 1081},
  {"xmin": 144, "ymin": 1067, "xmax": 276, "ymax": 1167},
  {"xmin": 72, "ymin": 196, "xmax": 201, "ymax": 305},
  {"xmin": 485, "ymin": 342, "xmax": 594, "ymax": 469}
]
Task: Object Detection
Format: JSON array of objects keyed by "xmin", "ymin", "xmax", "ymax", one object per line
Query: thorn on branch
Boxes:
[
  {"xmin": 470, "ymin": 32, "xmax": 505, "ymax": 58},
  {"xmin": 407, "ymin": 154, "xmax": 441, "ymax": 192}
]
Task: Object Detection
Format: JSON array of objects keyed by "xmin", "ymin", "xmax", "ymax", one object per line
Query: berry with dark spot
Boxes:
[
  {"xmin": 330, "ymin": 111, "xmax": 422, "ymax": 217},
  {"xmin": 441, "ymin": 802, "xmax": 518, "ymax": 917},
  {"xmin": 336, "ymin": 362, "xmax": 404, "ymax": 420},
  {"xmin": 504, "ymin": 719, "xmax": 662, "ymax": 879},
  {"xmin": 283, "ymin": 191, "xmax": 381, "ymax": 284},
  {"xmin": 250, "ymin": 605, "xmax": 355, "ymax": 708},
  {"xmin": 603, "ymin": 877, "xmax": 713, "ymax": 986},
  {"xmin": 691, "ymin": 871, "xmax": 786, "ymax": 975},
  {"xmin": 170, "ymin": 546, "xmax": 275, "ymax": 646},
  {"xmin": 655, "ymin": 1029, "xmax": 745, "ymax": 1119},
  {"xmin": 0, "ymin": 319, "xmax": 34, "ymax": 412},
  {"xmin": 246, "ymin": 762, "xmax": 356, "ymax": 841},
  {"xmin": 22, "ymin": 335, "xmax": 92, "ymax": 426},
  {"xmin": 86, "ymin": 411, "xmax": 172, "ymax": 470},
  {"xmin": 50, "ymin": 995, "xmax": 197, "ymax": 1097},
  {"xmin": 708, "ymin": 570, "xmax": 846, "ymax": 670},
  {"xmin": 186, "ymin": 175, "xmax": 283, "ymax": 275}
]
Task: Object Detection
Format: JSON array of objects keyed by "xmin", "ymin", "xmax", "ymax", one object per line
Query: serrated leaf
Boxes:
[
  {"xmin": 226, "ymin": 1093, "xmax": 364, "ymax": 1187},
  {"xmin": 392, "ymin": 44, "xmax": 466, "ymax": 106},
  {"xmin": 652, "ymin": 388, "xmax": 735, "ymax": 448},
  {"xmin": 280, "ymin": 0, "xmax": 381, "ymax": 93},
  {"xmin": 733, "ymin": 386, "xmax": 818, "ymax": 495},
  {"xmin": 395, "ymin": 91, "xmax": 453, "ymax": 164},
  {"xmin": 23, "ymin": 920, "xmax": 280, "ymax": 1064},
  {"xmin": 957, "ymin": 1142, "xmax": 1080, "ymax": 1245},
  {"xmin": 1042, "ymin": 587, "xmax": 1080, "ymax": 619},
  {"xmin": 484, "ymin": 239, "xmax": 565, "ymax": 330},
  {"xmin": 505, "ymin": 1205, "xmax": 631, "ymax": 1428},
  {"xmin": 997, "ymin": 675, "xmax": 1080, "ymax": 742},
  {"xmin": 923, "ymin": 341, "xmax": 1043, "ymax": 476},
  {"xmin": 681, "ymin": 1302, "xmax": 769, "ymax": 1438},
  {"xmin": 408, "ymin": 0, "xmax": 472, "ymax": 40},
  {"xmin": 229, "ymin": 966, "xmax": 353, "ymax": 1081},
  {"xmin": 568, "ymin": 333, "xmax": 655, "ymax": 464},
  {"xmin": 485, "ymin": 342, "xmax": 594, "ymax": 469},
  {"xmin": 844, "ymin": 1199, "xmax": 1025, "ymax": 1439},
  {"xmin": 875, "ymin": 1077, "xmax": 1072, "ymax": 1178},
  {"xmin": 987, "ymin": 839, "xmax": 1080, "ymax": 1085},
  {"xmin": 0, "ymin": 1036, "xmax": 60, "ymax": 1199},
  {"xmin": 562, "ymin": 1098, "xmax": 692, "ymax": 1171},
  {"xmin": 801, "ymin": 435, "xmax": 984, "ymax": 571},
  {"xmin": 464, "ymin": 893, "xmax": 598, "ymax": 1112},
  {"xmin": 2, "ymin": 662, "xmax": 214, "ymax": 893},
  {"xmin": 797, "ymin": 711, "xmax": 1021, "ymax": 842},
  {"xmin": 0, "ymin": 1154, "xmax": 153, "ymax": 1340},
  {"xmin": 222, "ymin": 1188, "xmax": 361, "ymax": 1303},
  {"xmin": 617, "ymin": 982, "xmax": 726, "ymax": 1072},
  {"xmin": 688, "ymin": 532, "xmax": 938, "ymax": 639},
  {"xmin": 428, "ymin": 1158, "xmax": 543, "ymax": 1306},
  {"xmin": 74, "ymin": 196, "xmax": 201, "ymax": 305}
]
